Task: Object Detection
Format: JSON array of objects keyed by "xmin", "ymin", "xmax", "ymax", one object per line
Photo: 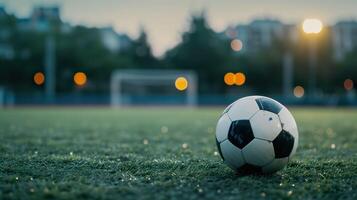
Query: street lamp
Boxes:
[
  {"xmin": 303, "ymin": 19, "xmax": 323, "ymax": 34},
  {"xmin": 302, "ymin": 18, "xmax": 323, "ymax": 100}
]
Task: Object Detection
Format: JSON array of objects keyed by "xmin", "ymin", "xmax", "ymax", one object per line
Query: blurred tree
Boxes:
[
  {"xmin": 120, "ymin": 28, "xmax": 159, "ymax": 68},
  {"xmin": 56, "ymin": 26, "xmax": 161, "ymax": 93},
  {"xmin": 56, "ymin": 26, "xmax": 111, "ymax": 92},
  {"xmin": 0, "ymin": 10, "xmax": 355, "ymax": 97},
  {"xmin": 0, "ymin": 12, "xmax": 47, "ymax": 92},
  {"xmin": 165, "ymin": 13, "xmax": 232, "ymax": 93}
]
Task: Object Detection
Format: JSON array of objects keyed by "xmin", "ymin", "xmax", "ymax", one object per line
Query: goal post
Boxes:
[
  {"xmin": 110, "ymin": 69, "xmax": 198, "ymax": 107},
  {"xmin": 0, "ymin": 86, "xmax": 4, "ymax": 108}
]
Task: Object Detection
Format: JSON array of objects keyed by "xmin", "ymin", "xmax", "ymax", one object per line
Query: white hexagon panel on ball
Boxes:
[{"xmin": 250, "ymin": 110, "xmax": 282, "ymax": 141}]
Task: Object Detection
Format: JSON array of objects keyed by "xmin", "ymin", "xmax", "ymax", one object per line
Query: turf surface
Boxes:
[{"xmin": 0, "ymin": 108, "xmax": 357, "ymax": 199}]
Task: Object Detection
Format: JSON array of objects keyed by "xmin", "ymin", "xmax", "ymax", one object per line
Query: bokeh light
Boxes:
[
  {"xmin": 224, "ymin": 72, "xmax": 235, "ymax": 85},
  {"xmin": 344, "ymin": 79, "xmax": 354, "ymax": 91},
  {"xmin": 33, "ymin": 72, "xmax": 45, "ymax": 85},
  {"xmin": 302, "ymin": 19, "xmax": 323, "ymax": 34},
  {"xmin": 175, "ymin": 77, "xmax": 188, "ymax": 91},
  {"xmin": 224, "ymin": 72, "xmax": 246, "ymax": 86},
  {"xmin": 230, "ymin": 39, "xmax": 243, "ymax": 51},
  {"xmin": 73, "ymin": 72, "xmax": 87, "ymax": 86},
  {"xmin": 293, "ymin": 86, "xmax": 305, "ymax": 98},
  {"xmin": 235, "ymin": 72, "xmax": 246, "ymax": 86}
]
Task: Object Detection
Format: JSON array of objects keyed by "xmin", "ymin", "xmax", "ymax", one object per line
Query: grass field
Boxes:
[{"xmin": 1, "ymin": 108, "xmax": 357, "ymax": 199}]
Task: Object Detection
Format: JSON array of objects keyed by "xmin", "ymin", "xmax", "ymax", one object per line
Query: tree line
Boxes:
[{"xmin": 0, "ymin": 13, "xmax": 356, "ymax": 95}]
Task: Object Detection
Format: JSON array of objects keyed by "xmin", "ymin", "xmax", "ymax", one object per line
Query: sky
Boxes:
[{"xmin": 1, "ymin": 0, "xmax": 357, "ymax": 56}]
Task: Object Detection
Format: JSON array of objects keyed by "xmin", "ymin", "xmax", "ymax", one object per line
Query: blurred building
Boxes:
[
  {"xmin": 332, "ymin": 21, "xmax": 357, "ymax": 61},
  {"xmin": 18, "ymin": 6, "xmax": 61, "ymax": 32},
  {"xmin": 223, "ymin": 19, "xmax": 295, "ymax": 53},
  {"xmin": 249, "ymin": 19, "xmax": 284, "ymax": 49},
  {"xmin": 0, "ymin": 7, "xmax": 14, "ymax": 60}
]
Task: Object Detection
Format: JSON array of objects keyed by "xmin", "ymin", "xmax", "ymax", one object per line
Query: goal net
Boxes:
[{"xmin": 110, "ymin": 69, "xmax": 198, "ymax": 107}]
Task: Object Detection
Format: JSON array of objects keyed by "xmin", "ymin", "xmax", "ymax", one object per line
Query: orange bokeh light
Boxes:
[
  {"xmin": 235, "ymin": 73, "xmax": 246, "ymax": 86},
  {"xmin": 344, "ymin": 79, "xmax": 354, "ymax": 91},
  {"xmin": 33, "ymin": 72, "xmax": 45, "ymax": 85},
  {"xmin": 230, "ymin": 39, "xmax": 243, "ymax": 52},
  {"xmin": 175, "ymin": 77, "xmax": 188, "ymax": 91},
  {"xmin": 224, "ymin": 72, "xmax": 246, "ymax": 86},
  {"xmin": 224, "ymin": 72, "xmax": 235, "ymax": 85},
  {"xmin": 293, "ymin": 86, "xmax": 305, "ymax": 98},
  {"xmin": 74, "ymin": 72, "xmax": 87, "ymax": 86}
]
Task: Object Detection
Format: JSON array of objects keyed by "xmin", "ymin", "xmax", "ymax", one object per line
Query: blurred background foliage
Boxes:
[{"xmin": 0, "ymin": 10, "xmax": 356, "ymax": 96}]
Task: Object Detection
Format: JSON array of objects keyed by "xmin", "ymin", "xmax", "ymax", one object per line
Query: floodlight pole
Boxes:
[
  {"xmin": 186, "ymin": 73, "xmax": 198, "ymax": 107},
  {"xmin": 308, "ymin": 38, "xmax": 317, "ymax": 99},
  {"xmin": 45, "ymin": 35, "xmax": 56, "ymax": 104},
  {"xmin": 111, "ymin": 73, "xmax": 122, "ymax": 107},
  {"xmin": 0, "ymin": 87, "xmax": 4, "ymax": 108},
  {"xmin": 282, "ymin": 51, "xmax": 293, "ymax": 98}
]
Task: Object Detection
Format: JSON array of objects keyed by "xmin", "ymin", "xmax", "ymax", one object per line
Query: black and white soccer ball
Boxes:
[{"xmin": 215, "ymin": 96, "xmax": 298, "ymax": 174}]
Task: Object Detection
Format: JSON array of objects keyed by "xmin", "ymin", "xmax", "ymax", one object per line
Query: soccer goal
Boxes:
[
  {"xmin": 0, "ymin": 86, "xmax": 14, "ymax": 108},
  {"xmin": 110, "ymin": 69, "xmax": 198, "ymax": 107},
  {"xmin": 0, "ymin": 87, "xmax": 4, "ymax": 108}
]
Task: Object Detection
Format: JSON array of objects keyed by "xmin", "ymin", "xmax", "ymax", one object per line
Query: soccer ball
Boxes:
[{"xmin": 215, "ymin": 96, "xmax": 298, "ymax": 174}]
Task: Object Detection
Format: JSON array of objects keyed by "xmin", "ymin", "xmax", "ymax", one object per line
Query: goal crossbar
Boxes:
[{"xmin": 110, "ymin": 69, "xmax": 198, "ymax": 107}]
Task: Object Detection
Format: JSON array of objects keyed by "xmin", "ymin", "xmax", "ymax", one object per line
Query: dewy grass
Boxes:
[{"xmin": 0, "ymin": 108, "xmax": 356, "ymax": 199}]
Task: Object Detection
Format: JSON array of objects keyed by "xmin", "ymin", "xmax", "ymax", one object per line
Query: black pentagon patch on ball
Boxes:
[
  {"xmin": 215, "ymin": 138, "xmax": 224, "ymax": 160},
  {"xmin": 255, "ymin": 97, "xmax": 282, "ymax": 114},
  {"xmin": 237, "ymin": 164, "xmax": 262, "ymax": 174},
  {"xmin": 273, "ymin": 130, "xmax": 295, "ymax": 158},
  {"xmin": 228, "ymin": 120, "xmax": 254, "ymax": 149}
]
